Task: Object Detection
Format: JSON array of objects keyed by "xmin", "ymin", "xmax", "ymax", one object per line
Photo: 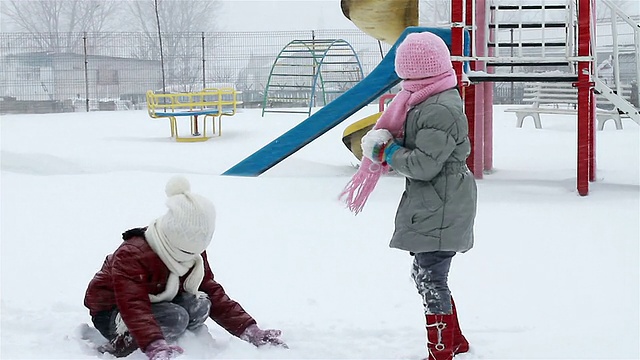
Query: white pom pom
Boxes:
[{"xmin": 165, "ymin": 176, "xmax": 191, "ymax": 197}]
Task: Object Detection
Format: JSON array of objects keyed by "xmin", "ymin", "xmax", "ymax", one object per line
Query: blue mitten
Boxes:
[{"xmin": 382, "ymin": 142, "xmax": 401, "ymax": 164}]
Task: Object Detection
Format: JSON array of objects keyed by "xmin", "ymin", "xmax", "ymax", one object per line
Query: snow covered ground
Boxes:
[{"xmin": 1, "ymin": 104, "xmax": 638, "ymax": 359}]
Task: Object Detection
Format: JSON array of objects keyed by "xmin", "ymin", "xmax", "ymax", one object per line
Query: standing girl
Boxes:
[{"xmin": 341, "ymin": 32, "xmax": 477, "ymax": 360}]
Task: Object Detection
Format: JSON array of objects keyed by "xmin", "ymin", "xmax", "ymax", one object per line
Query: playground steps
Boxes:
[
  {"xmin": 484, "ymin": 0, "xmax": 574, "ymax": 71},
  {"xmin": 481, "ymin": 0, "xmax": 639, "ymax": 121},
  {"xmin": 594, "ymin": 78, "xmax": 640, "ymax": 126}
]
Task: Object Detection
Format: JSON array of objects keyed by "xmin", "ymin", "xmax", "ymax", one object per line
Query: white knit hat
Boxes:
[
  {"xmin": 144, "ymin": 176, "xmax": 216, "ymax": 303},
  {"xmin": 153, "ymin": 176, "xmax": 216, "ymax": 260}
]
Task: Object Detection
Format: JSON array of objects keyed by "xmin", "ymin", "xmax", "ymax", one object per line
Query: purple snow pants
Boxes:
[
  {"xmin": 411, "ymin": 251, "xmax": 456, "ymax": 315},
  {"xmin": 92, "ymin": 293, "xmax": 211, "ymax": 342}
]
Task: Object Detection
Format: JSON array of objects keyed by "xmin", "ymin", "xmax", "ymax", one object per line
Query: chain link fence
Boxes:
[
  {"xmin": 8, "ymin": 30, "xmax": 629, "ymax": 114},
  {"xmin": 0, "ymin": 30, "xmax": 392, "ymax": 113}
]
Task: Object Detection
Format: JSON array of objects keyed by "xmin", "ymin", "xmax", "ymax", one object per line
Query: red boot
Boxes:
[
  {"xmin": 425, "ymin": 314, "xmax": 455, "ymax": 360},
  {"xmin": 450, "ymin": 297, "xmax": 469, "ymax": 354}
]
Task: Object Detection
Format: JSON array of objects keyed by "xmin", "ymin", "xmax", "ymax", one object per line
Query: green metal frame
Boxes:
[{"xmin": 262, "ymin": 38, "xmax": 364, "ymax": 117}]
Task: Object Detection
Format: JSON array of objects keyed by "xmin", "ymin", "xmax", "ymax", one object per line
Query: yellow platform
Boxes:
[{"xmin": 341, "ymin": 112, "xmax": 382, "ymax": 160}]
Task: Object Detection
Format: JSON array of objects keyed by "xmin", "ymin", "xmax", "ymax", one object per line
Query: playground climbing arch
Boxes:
[{"xmin": 262, "ymin": 38, "xmax": 364, "ymax": 116}]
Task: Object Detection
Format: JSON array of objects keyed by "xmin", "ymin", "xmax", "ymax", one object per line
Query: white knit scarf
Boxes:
[{"xmin": 145, "ymin": 220, "xmax": 206, "ymax": 303}]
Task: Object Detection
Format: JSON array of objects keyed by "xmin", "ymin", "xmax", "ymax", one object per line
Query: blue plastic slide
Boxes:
[{"xmin": 223, "ymin": 27, "xmax": 467, "ymax": 176}]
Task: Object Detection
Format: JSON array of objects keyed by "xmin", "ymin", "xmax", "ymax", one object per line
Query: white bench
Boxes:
[
  {"xmin": 504, "ymin": 82, "xmax": 633, "ymax": 130},
  {"xmin": 264, "ymin": 91, "xmax": 312, "ymax": 107}
]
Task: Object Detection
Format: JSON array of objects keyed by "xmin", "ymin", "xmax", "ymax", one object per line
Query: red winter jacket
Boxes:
[{"xmin": 84, "ymin": 231, "xmax": 256, "ymax": 351}]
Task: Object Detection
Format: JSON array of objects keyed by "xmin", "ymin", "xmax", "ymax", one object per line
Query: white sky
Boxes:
[
  {"xmin": 0, "ymin": 0, "xmax": 637, "ymax": 32},
  {"xmin": 0, "ymin": 0, "xmax": 357, "ymax": 32},
  {"xmin": 219, "ymin": 0, "xmax": 357, "ymax": 31}
]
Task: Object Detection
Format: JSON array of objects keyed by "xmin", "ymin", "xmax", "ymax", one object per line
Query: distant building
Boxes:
[{"xmin": 0, "ymin": 52, "xmax": 162, "ymax": 102}]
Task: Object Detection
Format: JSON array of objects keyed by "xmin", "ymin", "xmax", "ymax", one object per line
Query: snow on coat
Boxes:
[
  {"xmin": 386, "ymin": 88, "xmax": 477, "ymax": 253},
  {"xmin": 84, "ymin": 231, "xmax": 256, "ymax": 351}
]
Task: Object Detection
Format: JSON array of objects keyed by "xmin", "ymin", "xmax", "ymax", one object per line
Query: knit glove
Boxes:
[
  {"xmin": 361, "ymin": 129, "xmax": 394, "ymax": 164},
  {"xmin": 240, "ymin": 324, "xmax": 288, "ymax": 348},
  {"xmin": 144, "ymin": 339, "xmax": 183, "ymax": 360}
]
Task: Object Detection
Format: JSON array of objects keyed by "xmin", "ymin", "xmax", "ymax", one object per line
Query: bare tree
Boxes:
[
  {"xmin": 0, "ymin": 0, "xmax": 119, "ymax": 52},
  {"xmin": 126, "ymin": 0, "xmax": 222, "ymax": 34},
  {"xmin": 125, "ymin": 0, "xmax": 223, "ymax": 58},
  {"xmin": 124, "ymin": 0, "xmax": 223, "ymax": 90},
  {"xmin": 419, "ymin": 0, "xmax": 451, "ymax": 26}
]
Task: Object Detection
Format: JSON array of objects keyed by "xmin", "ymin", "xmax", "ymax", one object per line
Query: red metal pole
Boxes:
[
  {"xmin": 476, "ymin": 0, "xmax": 493, "ymax": 173},
  {"xmin": 452, "ymin": 0, "xmax": 482, "ymax": 176},
  {"xmin": 467, "ymin": 0, "xmax": 484, "ymax": 178},
  {"xmin": 451, "ymin": 0, "xmax": 464, "ymax": 86},
  {"xmin": 589, "ymin": 0, "xmax": 597, "ymax": 182},
  {"xmin": 587, "ymin": 81, "xmax": 596, "ymax": 182},
  {"xmin": 473, "ymin": 88, "xmax": 484, "ymax": 178},
  {"xmin": 483, "ymin": 85, "xmax": 494, "ymax": 172},
  {"xmin": 484, "ymin": 1, "xmax": 496, "ymax": 172},
  {"xmin": 589, "ymin": 87, "xmax": 596, "ymax": 182},
  {"xmin": 465, "ymin": 85, "xmax": 478, "ymax": 176},
  {"xmin": 577, "ymin": 0, "xmax": 593, "ymax": 196},
  {"xmin": 378, "ymin": 94, "xmax": 395, "ymax": 112}
]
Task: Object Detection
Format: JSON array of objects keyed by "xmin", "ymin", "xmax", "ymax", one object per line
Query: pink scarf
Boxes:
[{"xmin": 339, "ymin": 69, "xmax": 458, "ymax": 214}]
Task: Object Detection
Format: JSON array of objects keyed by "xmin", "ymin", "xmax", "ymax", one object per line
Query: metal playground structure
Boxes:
[
  {"xmin": 445, "ymin": 0, "xmax": 639, "ymax": 196},
  {"xmin": 224, "ymin": 0, "xmax": 639, "ymax": 197},
  {"xmin": 261, "ymin": 38, "xmax": 364, "ymax": 117}
]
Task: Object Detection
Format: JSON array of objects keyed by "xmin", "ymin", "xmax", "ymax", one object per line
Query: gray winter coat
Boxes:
[{"xmin": 387, "ymin": 88, "xmax": 477, "ymax": 253}]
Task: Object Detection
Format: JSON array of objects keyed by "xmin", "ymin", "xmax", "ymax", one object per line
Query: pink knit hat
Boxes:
[{"xmin": 395, "ymin": 32, "xmax": 453, "ymax": 80}]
